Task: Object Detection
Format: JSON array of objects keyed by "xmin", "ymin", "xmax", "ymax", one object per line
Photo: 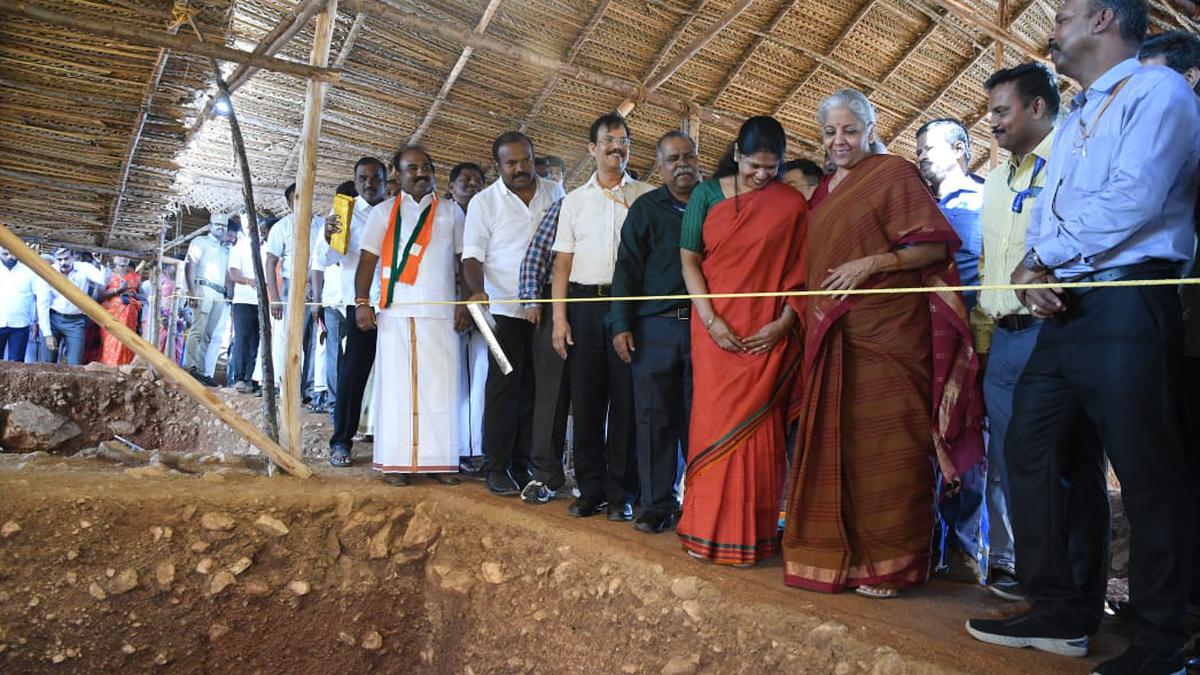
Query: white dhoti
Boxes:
[
  {"xmin": 373, "ymin": 313, "xmax": 459, "ymax": 473},
  {"xmin": 457, "ymin": 330, "xmax": 487, "ymax": 458}
]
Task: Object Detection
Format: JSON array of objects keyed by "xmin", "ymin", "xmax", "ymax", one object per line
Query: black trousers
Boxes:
[
  {"xmin": 1007, "ymin": 285, "xmax": 1193, "ymax": 655},
  {"xmin": 329, "ymin": 305, "xmax": 376, "ymax": 448},
  {"xmin": 531, "ymin": 302, "xmax": 571, "ymax": 490},
  {"xmin": 1180, "ymin": 355, "xmax": 1200, "ymax": 608},
  {"xmin": 567, "ymin": 296, "xmax": 636, "ymax": 504},
  {"xmin": 482, "ymin": 314, "xmax": 534, "ymax": 474},
  {"xmin": 629, "ymin": 315, "xmax": 691, "ymax": 514},
  {"xmin": 228, "ymin": 303, "xmax": 259, "ymax": 385}
]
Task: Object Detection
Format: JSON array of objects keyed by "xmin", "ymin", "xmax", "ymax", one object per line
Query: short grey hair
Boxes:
[{"xmin": 817, "ymin": 89, "xmax": 878, "ymax": 129}]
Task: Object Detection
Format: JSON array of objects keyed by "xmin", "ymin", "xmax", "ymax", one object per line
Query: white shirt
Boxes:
[
  {"xmin": 552, "ymin": 172, "xmax": 654, "ymax": 284},
  {"xmin": 226, "ymin": 237, "xmax": 260, "ymax": 305},
  {"xmin": 185, "ymin": 233, "xmax": 230, "ymax": 287},
  {"xmin": 0, "ymin": 261, "xmax": 37, "ymax": 328},
  {"xmin": 361, "ymin": 190, "xmax": 465, "ymax": 319},
  {"xmin": 265, "ymin": 212, "xmax": 326, "ymax": 282},
  {"xmin": 321, "ymin": 195, "xmax": 382, "ymax": 307},
  {"xmin": 461, "ymin": 176, "xmax": 566, "ymax": 318},
  {"xmin": 36, "ymin": 261, "xmax": 106, "ymax": 335}
]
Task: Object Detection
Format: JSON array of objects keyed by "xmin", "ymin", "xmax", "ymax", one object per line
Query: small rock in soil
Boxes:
[
  {"xmin": 66, "ymin": 548, "xmax": 78, "ymax": 560},
  {"xmin": 120, "ymin": 644, "xmax": 136, "ymax": 655},
  {"xmin": 1, "ymin": 521, "xmax": 20, "ymax": 538},
  {"xmin": 209, "ymin": 571, "xmax": 236, "ymax": 596},
  {"xmin": 242, "ymin": 579, "xmax": 272, "ymax": 597},
  {"xmin": 209, "ymin": 624, "xmax": 230, "ymax": 641},
  {"xmin": 228, "ymin": 557, "xmax": 252, "ymax": 576},
  {"xmin": 481, "ymin": 562, "xmax": 504, "ymax": 584},
  {"xmin": 199, "ymin": 512, "xmax": 235, "ymax": 531},
  {"xmin": 660, "ymin": 654, "xmax": 700, "ymax": 675},
  {"xmin": 681, "ymin": 600, "xmax": 702, "ymax": 622},
  {"xmin": 670, "ymin": 577, "xmax": 701, "ymax": 601},
  {"xmin": 189, "ymin": 541, "xmax": 209, "ymax": 553},
  {"xmin": 288, "ymin": 580, "xmax": 311, "ymax": 596},
  {"xmin": 155, "ymin": 562, "xmax": 175, "ymax": 587},
  {"xmin": 124, "ymin": 466, "xmax": 167, "ymax": 479},
  {"xmin": 334, "ymin": 492, "xmax": 354, "ymax": 518},
  {"xmin": 362, "ymin": 630, "xmax": 383, "ymax": 651},
  {"xmin": 88, "ymin": 583, "xmax": 107, "ymax": 601},
  {"xmin": 254, "ymin": 514, "xmax": 289, "ymax": 537},
  {"xmin": 401, "ymin": 512, "xmax": 440, "ymax": 549},
  {"xmin": 195, "ymin": 558, "xmax": 213, "ymax": 575},
  {"xmin": 153, "ymin": 651, "xmax": 171, "ymax": 666},
  {"xmin": 368, "ymin": 522, "xmax": 392, "ymax": 560},
  {"xmin": 1, "ymin": 401, "xmax": 81, "ymax": 451},
  {"xmin": 109, "ymin": 568, "xmax": 138, "ymax": 594},
  {"xmin": 810, "ymin": 621, "xmax": 849, "ymax": 643},
  {"xmin": 338, "ymin": 632, "xmax": 356, "ymax": 646}
]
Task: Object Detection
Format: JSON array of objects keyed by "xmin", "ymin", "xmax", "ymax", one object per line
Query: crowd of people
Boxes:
[{"xmin": 2, "ymin": 0, "xmax": 1198, "ymax": 671}]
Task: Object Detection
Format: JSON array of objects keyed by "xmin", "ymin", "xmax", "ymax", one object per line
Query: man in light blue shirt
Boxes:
[
  {"xmin": 967, "ymin": 1, "xmax": 1199, "ymax": 673},
  {"xmin": 36, "ymin": 248, "xmax": 107, "ymax": 366}
]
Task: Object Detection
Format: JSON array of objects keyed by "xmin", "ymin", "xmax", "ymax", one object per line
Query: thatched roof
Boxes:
[{"xmin": 1, "ymin": 0, "xmax": 1196, "ymax": 254}]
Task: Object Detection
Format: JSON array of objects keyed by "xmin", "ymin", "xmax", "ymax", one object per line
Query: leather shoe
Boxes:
[
  {"xmin": 381, "ymin": 473, "xmax": 410, "ymax": 487},
  {"xmin": 607, "ymin": 502, "xmax": 633, "ymax": 522},
  {"xmin": 486, "ymin": 470, "xmax": 519, "ymax": 496},
  {"xmin": 510, "ymin": 465, "xmax": 534, "ymax": 490},
  {"xmin": 567, "ymin": 496, "xmax": 606, "ymax": 518},
  {"xmin": 633, "ymin": 509, "xmax": 677, "ymax": 534}
]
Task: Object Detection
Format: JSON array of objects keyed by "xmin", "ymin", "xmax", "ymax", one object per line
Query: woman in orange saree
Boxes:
[
  {"xmin": 677, "ymin": 116, "xmax": 808, "ymax": 566},
  {"xmin": 782, "ymin": 90, "xmax": 983, "ymax": 597},
  {"xmin": 98, "ymin": 256, "xmax": 143, "ymax": 366}
]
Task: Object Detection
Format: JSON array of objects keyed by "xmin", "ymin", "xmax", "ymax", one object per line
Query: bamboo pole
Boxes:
[
  {"xmin": 213, "ymin": 64, "xmax": 280, "ymax": 444},
  {"xmin": 283, "ymin": 0, "xmax": 337, "ymax": 458},
  {"xmin": 931, "ymin": 0, "xmax": 1050, "ymax": 64},
  {"xmin": 105, "ymin": 47, "xmax": 170, "ymax": 247},
  {"xmin": 1, "ymin": 2, "xmax": 341, "ymax": 82},
  {"xmin": 0, "ymin": 224, "xmax": 312, "ymax": 479}
]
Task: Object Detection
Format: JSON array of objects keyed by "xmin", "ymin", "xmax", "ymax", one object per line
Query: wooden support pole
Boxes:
[
  {"xmin": 283, "ymin": 0, "xmax": 337, "ymax": 458},
  {"xmin": 1, "ymin": 1, "xmax": 341, "ymax": 82},
  {"xmin": 0, "ymin": 224, "xmax": 312, "ymax": 479}
]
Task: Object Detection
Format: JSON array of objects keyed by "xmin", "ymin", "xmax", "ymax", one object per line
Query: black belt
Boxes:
[
  {"xmin": 49, "ymin": 310, "xmax": 84, "ymax": 320},
  {"xmin": 1067, "ymin": 261, "xmax": 1180, "ymax": 297},
  {"xmin": 652, "ymin": 306, "xmax": 691, "ymax": 320},
  {"xmin": 198, "ymin": 279, "xmax": 226, "ymax": 293},
  {"xmin": 568, "ymin": 282, "xmax": 611, "ymax": 298},
  {"xmin": 995, "ymin": 314, "xmax": 1040, "ymax": 331}
]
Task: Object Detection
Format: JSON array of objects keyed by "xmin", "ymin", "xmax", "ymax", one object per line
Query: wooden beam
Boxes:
[
  {"xmin": 520, "ymin": 0, "xmax": 615, "ymax": 132},
  {"xmin": 104, "ymin": 47, "xmax": 170, "ymax": 247},
  {"xmin": 771, "ymin": 0, "xmax": 879, "ymax": 116},
  {"xmin": 409, "ymin": 0, "xmax": 504, "ymax": 145},
  {"xmin": 184, "ymin": 0, "xmax": 331, "ymax": 145},
  {"xmin": 707, "ymin": 0, "xmax": 799, "ymax": 106},
  {"xmin": 283, "ymin": 0, "xmax": 337, "ymax": 458},
  {"xmin": 644, "ymin": 0, "xmax": 756, "ymax": 92},
  {"xmin": 0, "ymin": 224, "xmax": 312, "ymax": 479},
  {"xmin": 930, "ymin": 0, "xmax": 1049, "ymax": 63},
  {"xmin": 1, "ymin": 2, "xmax": 341, "ymax": 82},
  {"xmin": 0, "ymin": 168, "xmax": 117, "ymax": 195}
]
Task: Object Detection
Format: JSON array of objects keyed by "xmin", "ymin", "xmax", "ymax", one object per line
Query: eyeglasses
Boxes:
[
  {"xmin": 1008, "ymin": 156, "xmax": 1045, "ymax": 214},
  {"xmin": 597, "ymin": 136, "xmax": 631, "ymax": 147}
]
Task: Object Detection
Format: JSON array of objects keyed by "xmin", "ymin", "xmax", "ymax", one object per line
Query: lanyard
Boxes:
[
  {"xmin": 1009, "ymin": 155, "xmax": 1045, "ymax": 214},
  {"xmin": 1072, "ymin": 76, "xmax": 1131, "ymax": 157}
]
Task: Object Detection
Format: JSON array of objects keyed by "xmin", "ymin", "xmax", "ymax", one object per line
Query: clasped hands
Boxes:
[{"xmin": 1010, "ymin": 265, "xmax": 1065, "ymax": 319}]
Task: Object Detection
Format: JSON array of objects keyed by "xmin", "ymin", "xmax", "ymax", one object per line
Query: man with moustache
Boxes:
[
  {"xmin": 550, "ymin": 113, "xmax": 654, "ymax": 520},
  {"xmin": 446, "ymin": 162, "xmax": 490, "ymax": 476},
  {"xmin": 0, "ymin": 246, "xmax": 37, "ymax": 362},
  {"xmin": 966, "ymin": 1, "xmax": 1199, "ymax": 672},
  {"xmin": 355, "ymin": 146, "xmax": 466, "ymax": 485},
  {"xmin": 463, "ymin": 132, "xmax": 566, "ymax": 495},
  {"xmin": 36, "ymin": 248, "xmax": 106, "ymax": 365},
  {"xmin": 182, "ymin": 215, "xmax": 230, "ymax": 383},
  {"xmin": 323, "ymin": 157, "xmax": 389, "ymax": 468},
  {"xmin": 609, "ymin": 131, "xmax": 701, "ymax": 533}
]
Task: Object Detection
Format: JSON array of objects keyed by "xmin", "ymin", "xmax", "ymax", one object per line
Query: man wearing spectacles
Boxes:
[{"xmin": 972, "ymin": 62, "xmax": 1062, "ymax": 606}]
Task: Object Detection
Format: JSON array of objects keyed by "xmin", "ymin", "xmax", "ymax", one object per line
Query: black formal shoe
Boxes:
[
  {"xmin": 1091, "ymin": 646, "xmax": 1185, "ymax": 675},
  {"xmin": 633, "ymin": 510, "xmax": 677, "ymax": 534},
  {"xmin": 606, "ymin": 502, "xmax": 633, "ymax": 522},
  {"xmin": 566, "ymin": 497, "xmax": 606, "ymax": 518},
  {"xmin": 381, "ymin": 474, "xmax": 410, "ymax": 487},
  {"xmin": 965, "ymin": 612, "xmax": 1088, "ymax": 657},
  {"xmin": 430, "ymin": 473, "xmax": 462, "ymax": 486},
  {"xmin": 485, "ymin": 470, "xmax": 519, "ymax": 496},
  {"xmin": 986, "ymin": 568, "xmax": 1026, "ymax": 602}
]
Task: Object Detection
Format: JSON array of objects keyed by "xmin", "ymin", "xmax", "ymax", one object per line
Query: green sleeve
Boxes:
[{"xmin": 680, "ymin": 180, "xmax": 721, "ymax": 253}]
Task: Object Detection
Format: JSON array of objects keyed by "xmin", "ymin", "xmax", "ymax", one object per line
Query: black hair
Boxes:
[
  {"xmin": 283, "ymin": 182, "xmax": 297, "ymax": 205},
  {"xmin": 713, "ymin": 115, "xmax": 787, "ymax": 179},
  {"xmin": 449, "ymin": 162, "xmax": 485, "ymax": 184},
  {"xmin": 260, "ymin": 216, "xmax": 280, "ymax": 235},
  {"xmin": 1140, "ymin": 30, "xmax": 1200, "ymax": 75},
  {"xmin": 544, "ymin": 155, "xmax": 566, "ymax": 170},
  {"xmin": 391, "ymin": 145, "xmax": 435, "ymax": 173},
  {"xmin": 491, "ymin": 131, "xmax": 534, "ymax": 162},
  {"xmin": 984, "ymin": 62, "xmax": 1061, "ymax": 118},
  {"xmin": 1092, "ymin": 0, "xmax": 1149, "ymax": 45},
  {"xmin": 915, "ymin": 117, "xmax": 973, "ymax": 165},
  {"xmin": 226, "ymin": 215, "xmax": 242, "ymax": 234},
  {"xmin": 782, "ymin": 158, "xmax": 824, "ymax": 182},
  {"xmin": 354, "ymin": 156, "xmax": 386, "ymax": 176},
  {"xmin": 655, "ymin": 130, "xmax": 695, "ymax": 156},
  {"xmin": 335, "ymin": 180, "xmax": 358, "ymax": 198},
  {"xmin": 626, "ymin": 169, "xmax": 639, "ymax": 181},
  {"xmin": 588, "ymin": 113, "xmax": 631, "ymax": 144}
]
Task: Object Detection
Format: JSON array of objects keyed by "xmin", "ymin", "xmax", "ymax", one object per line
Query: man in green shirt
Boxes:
[{"xmin": 608, "ymin": 131, "xmax": 702, "ymax": 534}]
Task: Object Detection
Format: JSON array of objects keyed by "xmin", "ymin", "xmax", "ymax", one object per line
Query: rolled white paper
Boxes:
[{"xmin": 467, "ymin": 303, "xmax": 514, "ymax": 375}]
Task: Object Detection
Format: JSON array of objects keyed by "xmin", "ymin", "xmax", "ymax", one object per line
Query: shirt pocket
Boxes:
[{"xmin": 1069, "ymin": 135, "xmax": 1117, "ymax": 193}]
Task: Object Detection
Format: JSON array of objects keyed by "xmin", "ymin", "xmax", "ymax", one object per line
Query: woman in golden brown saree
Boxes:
[
  {"xmin": 677, "ymin": 116, "xmax": 808, "ymax": 566},
  {"xmin": 782, "ymin": 89, "xmax": 984, "ymax": 597}
]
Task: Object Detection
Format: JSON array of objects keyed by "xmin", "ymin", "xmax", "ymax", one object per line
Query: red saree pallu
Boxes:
[
  {"xmin": 100, "ymin": 271, "xmax": 143, "ymax": 366},
  {"xmin": 678, "ymin": 181, "xmax": 808, "ymax": 566},
  {"xmin": 781, "ymin": 155, "xmax": 984, "ymax": 592}
]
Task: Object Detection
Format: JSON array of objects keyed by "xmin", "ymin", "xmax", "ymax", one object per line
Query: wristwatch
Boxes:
[{"xmin": 1021, "ymin": 248, "xmax": 1047, "ymax": 272}]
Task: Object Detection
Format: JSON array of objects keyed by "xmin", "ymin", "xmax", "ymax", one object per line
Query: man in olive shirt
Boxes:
[{"xmin": 609, "ymin": 131, "xmax": 702, "ymax": 534}]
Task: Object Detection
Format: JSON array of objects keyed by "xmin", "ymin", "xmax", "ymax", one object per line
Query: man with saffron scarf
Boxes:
[
  {"xmin": 354, "ymin": 146, "xmax": 466, "ymax": 486},
  {"xmin": 782, "ymin": 89, "xmax": 984, "ymax": 599}
]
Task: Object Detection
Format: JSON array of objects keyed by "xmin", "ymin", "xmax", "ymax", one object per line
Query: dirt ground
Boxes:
[{"xmin": 0, "ymin": 362, "xmax": 1148, "ymax": 674}]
